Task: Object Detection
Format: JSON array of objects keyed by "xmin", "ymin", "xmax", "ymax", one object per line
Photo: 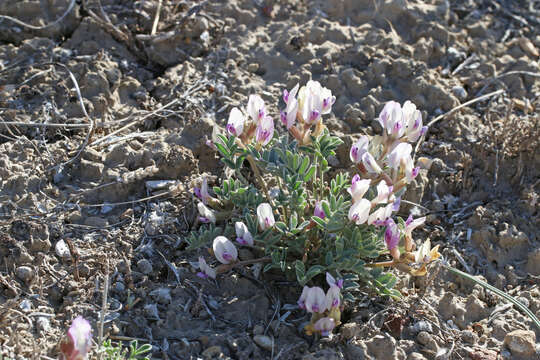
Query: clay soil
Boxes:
[{"xmin": 0, "ymin": 1, "xmax": 539, "ymax": 359}]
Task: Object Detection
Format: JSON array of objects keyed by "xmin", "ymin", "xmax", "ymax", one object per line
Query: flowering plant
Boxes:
[{"xmin": 187, "ymin": 80, "xmax": 440, "ymax": 336}]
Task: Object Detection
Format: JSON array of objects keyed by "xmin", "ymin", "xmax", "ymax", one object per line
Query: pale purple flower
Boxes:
[
  {"xmin": 226, "ymin": 107, "xmax": 245, "ymax": 136},
  {"xmin": 60, "ymin": 316, "xmax": 92, "ymax": 360},
  {"xmin": 255, "ymin": 115, "xmax": 274, "ymax": 146},
  {"xmin": 378, "ymin": 101, "xmax": 403, "ymax": 138},
  {"xmin": 361, "ymin": 152, "xmax": 382, "ymax": 174},
  {"xmin": 347, "ymin": 175, "xmax": 371, "ymax": 202},
  {"xmin": 281, "ymin": 97, "xmax": 298, "ymax": 129},
  {"xmin": 314, "ymin": 317, "xmax": 335, "ymax": 337},
  {"xmin": 205, "ymin": 139, "xmax": 217, "ymax": 150},
  {"xmin": 349, "ymin": 135, "xmax": 369, "ymax": 163},
  {"xmin": 367, "ymin": 203, "xmax": 394, "ymax": 225},
  {"xmin": 235, "ymin": 221, "xmax": 253, "ymax": 246},
  {"xmin": 197, "ymin": 202, "xmax": 216, "ymax": 224},
  {"xmin": 326, "ymin": 272, "xmax": 343, "ymax": 289},
  {"xmin": 325, "ymin": 286, "xmax": 341, "ymax": 309},
  {"xmin": 212, "ymin": 236, "xmax": 238, "ymax": 264},
  {"xmin": 384, "ymin": 219, "xmax": 400, "ymax": 250},
  {"xmin": 298, "ymin": 286, "xmax": 309, "ymax": 309},
  {"xmin": 348, "ymin": 198, "xmax": 371, "ymax": 225},
  {"xmin": 197, "ymin": 257, "xmax": 216, "ymax": 279},
  {"xmin": 387, "ymin": 142, "xmax": 412, "ymax": 170},
  {"xmin": 283, "ymin": 83, "xmax": 299, "ymax": 105},
  {"xmin": 314, "ymin": 201, "xmax": 326, "ymax": 219},
  {"xmin": 247, "ymin": 94, "xmax": 266, "ymax": 122},
  {"xmin": 257, "ymin": 203, "xmax": 275, "ymax": 230},
  {"xmin": 405, "ymin": 215, "xmax": 426, "ymax": 240},
  {"xmin": 402, "ymin": 100, "xmax": 424, "ymax": 142},
  {"xmin": 404, "ymin": 156, "xmax": 420, "ymax": 182},
  {"xmin": 304, "ymin": 286, "xmax": 327, "ymax": 313},
  {"xmin": 199, "ymin": 176, "xmax": 213, "ymax": 204},
  {"xmin": 299, "ymin": 81, "xmax": 324, "ymax": 124}
]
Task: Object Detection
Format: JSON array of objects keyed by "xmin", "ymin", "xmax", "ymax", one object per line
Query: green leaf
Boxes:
[
  {"xmin": 295, "ymin": 260, "xmax": 306, "ymax": 284},
  {"xmin": 305, "ymin": 265, "xmax": 325, "ymax": 281},
  {"xmin": 311, "ymin": 216, "xmax": 326, "ymax": 228},
  {"xmin": 274, "ymin": 221, "xmax": 287, "ymax": 233},
  {"xmin": 321, "ymin": 201, "xmax": 331, "ymax": 217},
  {"xmin": 304, "ymin": 166, "xmax": 316, "ymax": 182},
  {"xmin": 289, "ymin": 212, "xmax": 298, "ymax": 230},
  {"xmin": 298, "ymin": 156, "xmax": 310, "ymax": 174},
  {"xmin": 325, "ymin": 251, "xmax": 334, "ymax": 266}
]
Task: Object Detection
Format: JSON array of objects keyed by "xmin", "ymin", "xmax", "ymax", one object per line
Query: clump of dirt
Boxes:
[{"xmin": 1, "ymin": 0, "xmax": 539, "ymax": 359}]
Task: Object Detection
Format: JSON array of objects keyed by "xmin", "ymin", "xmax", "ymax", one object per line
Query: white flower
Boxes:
[
  {"xmin": 255, "ymin": 115, "xmax": 274, "ymax": 146},
  {"xmin": 387, "ymin": 142, "xmax": 412, "ymax": 170},
  {"xmin": 348, "ymin": 198, "xmax": 371, "ymax": 225},
  {"xmin": 212, "ymin": 236, "xmax": 238, "ymax": 264},
  {"xmin": 283, "ymin": 83, "xmax": 299, "ymax": 105},
  {"xmin": 298, "ymin": 286, "xmax": 309, "ymax": 309},
  {"xmin": 61, "ymin": 316, "xmax": 92, "ymax": 360},
  {"xmin": 361, "ymin": 152, "xmax": 382, "ymax": 174},
  {"xmin": 405, "ymin": 215, "xmax": 426, "ymax": 241},
  {"xmin": 325, "ymin": 286, "xmax": 341, "ymax": 309},
  {"xmin": 367, "ymin": 202, "xmax": 394, "ymax": 225},
  {"xmin": 313, "ymin": 317, "xmax": 335, "ymax": 337},
  {"xmin": 347, "ymin": 175, "xmax": 371, "ymax": 202},
  {"xmin": 247, "ymin": 94, "xmax": 266, "ymax": 122},
  {"xmin": 226, "ymin": 107, "xmax": 245, "ymax": 136},
  {"xmin": 235, "ymin": 221, "xmax": 253, "ymax": 246},
  {"xmin": 350, "ymin": 135, "xmax": 369, "ymax": 164},
  {"xmin": 304, "ymin": 286, "xmax": 327, "ymax": 313},
  {"xmin": 197, "ymin": 257, "xmax": 216, "ymax": 279},
  {"xmin": 378, "ymin": 101, "xmax": 404, "ymax": 138},
  {"xmin": 280, "ymin": 97, "xmax": 298, "ymax": 129},
  {"xmin": 371, "ymin": 181, "xmax": 393, "ymax": 206},
  {"xmin": 402, "ymin": 100, "xmax": 426, "ymax": 142},
  {"xmin": 197, "ymin": 202, "xmax": 216, "ymax": 224},
  {"xmin": 257, "ymin": 203, "xmax": 275, "ymax": 230}
]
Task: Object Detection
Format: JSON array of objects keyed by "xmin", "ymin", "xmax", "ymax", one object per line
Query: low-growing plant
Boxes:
[
  {"xmin": 189, "ymin": 80, "xmax": 441, "ymax": 336},
  {"xmin": 100, "ymin": 339, "xmax": 152, "ymax": 360}
]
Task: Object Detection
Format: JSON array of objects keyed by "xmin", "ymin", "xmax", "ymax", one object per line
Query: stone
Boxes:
[
  {"xmin": 461, "ymin": 330, "xmax": 478, "ymax": 344},
  {"xmin": 55, "ymin": 239, "xmax": 71, "ymax": 260},
  {"xmin": 85, "ymin": 216, "xmax": 108, "ymax": 228},
  {"xmin": 407, "ymin": 352, "xmax": 427, "ymax": 360},
  {"xmin": 253, "ymin": 335, "xmax": 273, "ymax": 351},
  {"xmin": 201, "ymin": 345, "xmax": 223, "ymax": 359},
  {"xmin": 503, "ymin": 330, "xmax": 536, "ymax": 358},
  {"xmin": 451, "ymin": 86, "xmax": 467, "ymax": 101},
  {"xmin": 16, "ymin": 266, "xmax": 33, "ymax": 282},
  {"xmin": 365, "ymin": 334, "xmax": 396, "ymax": 360},
  {"xmin": 252, "ymin": 324, "xmax": 264, "ymax": 335},
  {"xmin": 149, "ymin": 288, "xmax": 172, "ymax": 304},
  {"xmin": 340, "ymin": 322, "xmax": 361, "ymax": 340},
  {"xmin": 137, "ymin": 258, "xmax": 153, "ymax": 275}
]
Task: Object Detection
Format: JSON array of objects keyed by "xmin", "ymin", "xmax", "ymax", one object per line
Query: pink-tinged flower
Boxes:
[
  {"xmin": 361, "ymin": 152, "xmax": 382, "ymax": 174},
  {"xmin": 367, "ymin": 203, "xmax": 394, "ymax": 225},
  {"xmin": 402, "ymin": 100, "xmax": 424, "ymax": 142},
  {"xmin": 212, "ymin": 236, "xmax": 238, "ymax": 264},
  {"xmin": 348, "ymin": 198, "xmax": 371, "ymax": 225},
  {"xmin": 384, "ymin": 219, "xmax": 400, "ymax": 250},
  {"xmin": 405, "ymin": 215, "xmax": 426, "ymax": 240},
  {"xmin": 205, "ymin": 139, "xmax": 217, "ymax": 150},
  {"xmin": 404, "ymin": 156, "xmax": 420, "ymax": 182},
  {"xmin": 387, "ymin": 142, "xmax": 412, "ymax": 170},
  {"xmin": 59, "ymin": 316, "xmax": 92, "ymax": 360},
  {"xmin": 347, "ymin": 175, "xmax": 371, "ymax": 202},
  {"xmin": 314, "ymin": 317, "xmax": 335, "ymax": 337},
  {"xmin": 257, "ymin": 203, "xmax": 275, "ymax": 230},
  {"xmin": 197, "ymin": 202, "xmax": 216, "ymax": 224},
  {"xmin": 199, "ymin": 176, "xmax": 213, "ymax": 204},
  {"xmin": 371, "ymin": 181, "xmax": 393, "ymax": 205},
  {"xmin": 325, "ymin": 286, "xmax": 341, "ymax": 309},
  {"xmin": 298, "ymin": 286, "xmax": 309, "ymax": 309},
  {"xmin": 255, "ymin": 115, "xmax": 274, "ymax": 146},
  {"xmin": 326, "ymin": 272, "xmax": 343, "ymax": 289},
  {"xmin": 378, "ymin": 101, "xmax": 403, "ymax": 138},
  {"xmin": 281, "ymin": 97, "xmax": 298, "ymax": 129},
  {"xmin": 304, "ymin": 286, "xmax": 327, "ymax": 313},
  {"xmin": 283, "ymin": 83, "xmax": 299, "ymax": 105},
  {"xmin": 235, "ymin": 221, "xmax": 253, "ymax": 246},
  {"xmin": 302, "ymin": 91, "xmax": 322, "ymax": 124},
  {"xmin": 247, "ymin": 94, "xmax": 266, "ymax": 122},
  {"xmin": 314, "ymin": 201, "xmax": 326, "ymax": 219},
  {"xmin": 197, "ymin": 257, "xmax": 216, "ymax": 279},
  {"xmin": 349, "ymin": 135, "xmax": 369, "ymax": 163},
  {"xmin": 226, "ymin": 107, "xmax": 245, "ymax": 136}
]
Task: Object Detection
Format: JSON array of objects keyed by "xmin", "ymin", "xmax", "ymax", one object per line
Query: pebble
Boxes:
[
  {"xmin": 340, "ymin": 322, "xmax": 361, "ymax": 340},
  {"xmin": 503, "ymin": 330, "xmax": 536, "ymax": 357},
  {"xmin": 451, "ymin": 85, "xmax": 467, "ymax": 101},
  {"xmin": 16, "ymin": 266, "xmax": 33, "ymax": 282},
  {"xmin": 201, "ymin": 345, "xmax": 223, "ymax": 359},
  {"xmin": 411, "ymin": 320, "xmax": 433, "ymax": 334},
  {"xmin": 55, "ymin": 240, "xmax": 71, "ymax": 260},
  {"xmin": 253, "ymin": 335, "xmax": 274, "ymax": 351},
  {"xmin": 137, "ymin": 258, "xmax": 153, "ymax": 275},
  {"xmin": 149, "ymin": 288, "xmax": 172, "ymax": 304},
  {"xmin": 253, "ymin": 324, "xmax": 264, "ymax": 335},
  {"xmin": 461, "ymin": 330, "xmax": 477, "ymax": 344},
  {"xmin": 85, "ymin": 216, "xmax": 108, "ymax": 228},
  {"xmin": 247, "ymin": 63, "xmax": 259, "ymax": 73},
  {"xmin": 36, "ymin": 316, "xmax": 51, "ymax": 332},
  {"xmin": 407, "ymin": 352, "xmax": 427, "ymax": 360},
  {"xmin": 114, "ymin": 281, "xmax": 125, "ymax": 293},
  {"xmin": 144, "ymin": 304, "xmax": 160, "ymax": 320}
]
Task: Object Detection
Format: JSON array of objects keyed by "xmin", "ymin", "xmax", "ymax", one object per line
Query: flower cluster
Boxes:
[
  {"xmin": 196, "ymin": 203, "xmax": 275, "ymax": 279},
  {"xmin": 59, "ymin": 316, "xmax": 92, "ymax": 360},
  {"xmin": 299, "ymin": 273, "xmax": 343, "ymax": 336},
  {"xmin": 227, "ymin": 94, "xmax": 274, "ymax": 146}
]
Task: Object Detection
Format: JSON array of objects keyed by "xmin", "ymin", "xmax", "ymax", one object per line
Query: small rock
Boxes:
[
  {"xmin": 411, "ymin": 320, "xmax": 433, "ymax": 334},
  {"xmin": 417, "ymin": 331, "xmax": 438, "ymax": 351},
  {"xmin": 201, "ymin": 345, "xmax": 223, "ymax": 359},
  {"xmin": 407, "ymin": 352, "xmax": 427, "ymax": 360},
  {"xmin": 19, "ymin": 299, "xmax": 32, "ymax": 312},
  {"xmin": 247, "ymin": 63, "xmax": 259, "ymax": 73},
  {"xmin": 55, "ymin": 240, "xmax": 71, "ymax": 260},
  {"xmin": 36, "ymin": 316, "xmax": 51, "ymax": 332},
  {"xmin": 503, "ymin": 330, "xmax": 536, "ymax": 358},
  {"xmin": 114, "ymin": 282, "xmax": 125, "ymax": 293},
  {"xmin": 461, "ymin": 330, "xmax": 478, "ymax": 344},
  {"xmin": 253, "ymin": 324, "xmax": 264, "ymax": 335},
  {"xmin": 451, "ymin": 86, "xmax": 467, "ymax": 101},
  {"xmin": 253, "ymin": 335, "xmax": 274, "ymax": 351},
  {"xmin": 137, "ymin": 259, "xmax": 153, "ymax": 275},
  {"xmin": 340, "ymin": 322, "xmax": 361, "ymax": 340},
  {"xmin": 79, "ymin": 264, "xmax": 91, "ymax": 277},
  {"xmin": 149, "ymin": 288, "xmax": 172, "ymax": 304},
  {"xmin": 144, "ymin": 304, "xmax": 160, "ymax": 320},
  {"xmin": 85, "ymin": 216, "xmax": 108, "ymax": 228},
  {"xmin": 16, "ymin": 266, "xmax": 33, "ymax": 282},
  {"xmin": 365, "ymin": 334, "xmax": 396, "ymax": 360}
]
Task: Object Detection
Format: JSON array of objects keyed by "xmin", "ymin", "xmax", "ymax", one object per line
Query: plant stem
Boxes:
[
  {"xmin": 443, "ymin": 264, "xmax": 540, "ymax": 330},
  {"xmin": 246, "ymin": 154, "xmax": 274, "ymax": 206},
  {"xmin": 216, "ymin": 256, "xmax": 271, "ymax": 274}
]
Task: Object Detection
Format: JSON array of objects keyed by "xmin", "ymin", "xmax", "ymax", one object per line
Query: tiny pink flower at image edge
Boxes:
[{"xmin": 59, "ymin": 316, "xmax": 92, "ymax": 360}]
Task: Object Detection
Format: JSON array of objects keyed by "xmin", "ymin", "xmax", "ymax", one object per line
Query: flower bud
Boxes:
[
  {"xmin": 304, "ymin": 286, "xmax": 327, "ymax": 313},
  {"xmin": 384, "ymin": 219, "xmax": 400, "ymax": 251},
  {"xmin": 314, "ymin": 201, "xmax": 326, "ymax": 219},
  {"xmin": 247, "ymin": 94, "xmax": 266, "ymax": 122},
  {"xmin": 347, "ymin": 175, "xmax": 371, "ymax": 202},
  {"xmin": 326, "ymin": 272, "xmax": 343, "ymax": 289},
  {"xmin": 212, "ymin": 236, "xmax": 238, "ymax": 264},
  {"xmin": 313, "ymin": 317, "xmax": 335, "ymax": 337},
  {"xmin": 197, "ymin": 257, "xmax": 216, "ymax": 279},
  {"xmin": 325, "ymin": 286, "xmax": 341, "ymax": 309},
  {"xmin": 348, "ymin": 198, "xmax": 371, "ymax": 225},
  {"xmin": 361, "ymin": 152, "xmax": 382, "ymax": 174},
  {"xmin": 226, "ymin": 107, "xmax": 245, "ymax": 136},
  {"xmin": 59, "ymin": 316, "xmax": 92, "ymax": 360},
  {"xmin": 234, "ymin": 221, "xmax": 253, "ymax": 246},
  {"xmin": 197, "ymin": 202, "xmax": 216, "ymax": 224},
  {"xmin": 257, "ymin": 203, "xmax": 275, "ymax": 230},
  {"xmin": 283, "ymin": 83, "xmax": 299, "ymax": 105}
]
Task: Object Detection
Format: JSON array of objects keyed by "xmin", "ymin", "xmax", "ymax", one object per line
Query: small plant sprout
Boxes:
[
  {"xmin": 188, "ymin": 80, "xmax": 441, "ymax": 337},
  {"xmin": 59, "ymin": 316, "xmax": 92, "ymax": 360}
]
